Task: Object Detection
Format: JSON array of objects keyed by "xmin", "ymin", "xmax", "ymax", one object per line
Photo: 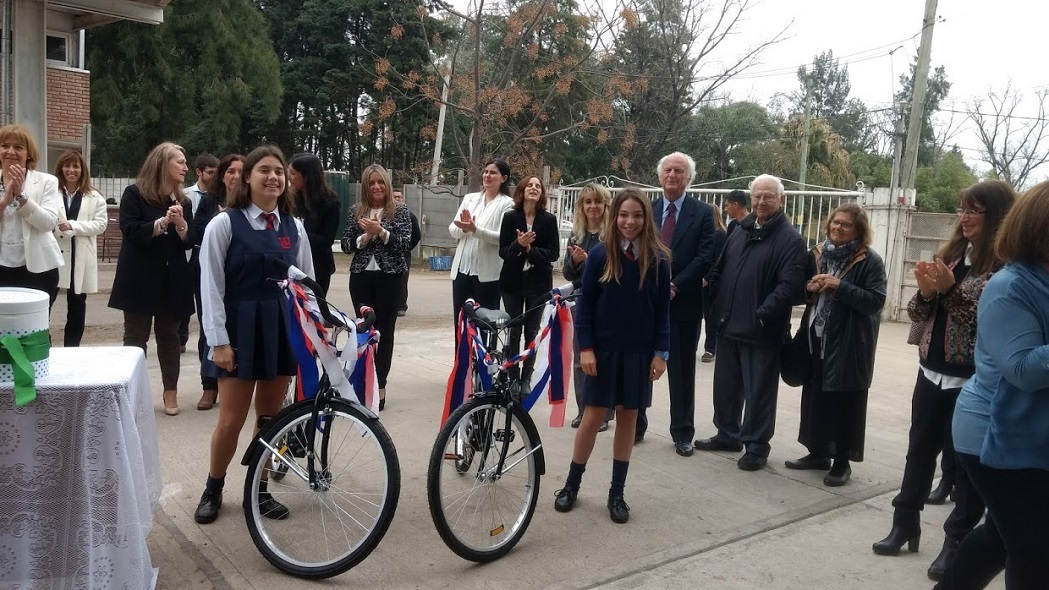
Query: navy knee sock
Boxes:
[
  {"xmin": 565, "ymin": 461, "xmax": 586, "ymax": 492},
  {"xmin": 609, "ymin": 459, "xmax": 629, "ymax": 498}
]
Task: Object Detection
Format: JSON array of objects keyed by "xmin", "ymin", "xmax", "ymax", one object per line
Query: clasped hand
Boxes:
[
  {"xmin": 358, "ymin": 216, "xmax": 382, "ymax": 236},
  {"xmin": 807, "ymin": 273, "xmax": 841, "ymax": 293},
  {"xmin": 516, "ymin": 229, "xmax": 536, "ymax": 249},
  {"xmin": 568, "ymin": 244, "xmax": 587, "ymax": 264},
  {"xmin": 452, "ymin": 209, "xmax": 477, "ymax": 233},
  {"xmin": 0, "ymin": 164, "xmax": 26, "ymax": 206},
  {"xmin": 914, "ymin": 259, "xmax": 954, "ymax": 298}
]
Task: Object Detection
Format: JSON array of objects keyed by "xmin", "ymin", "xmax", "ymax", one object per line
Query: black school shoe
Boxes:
[
  {"xmin": 607, "ymin": 495, "xmax": 630, "ymax": 523},
  {"xmin": 194, "ymin": 489, "xmax": 222, "ymax": 524},
  {"xmin": 245, "ymin": 495, "xmax": 290, "ymax": 520},
  {"xmin": 553, "ymin": 487, "xmax": 577, "ymax": 513}
]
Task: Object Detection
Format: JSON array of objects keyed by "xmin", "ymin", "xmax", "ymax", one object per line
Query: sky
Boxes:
[{"xmin": 450, "ymin": 0, "xmax": 1049, "ymax": 181}]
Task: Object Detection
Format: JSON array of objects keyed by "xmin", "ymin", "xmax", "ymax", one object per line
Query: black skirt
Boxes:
[
  {"xmin": 202, "ymin": 298, "xmax": 297, "ymax": 381},
  {"xmin": 581, "ymin": 350, "xmax": 653, "ymax": 410}
]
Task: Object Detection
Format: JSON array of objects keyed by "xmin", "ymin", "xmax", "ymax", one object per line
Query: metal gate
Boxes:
[{"xmin": 890, "ymin": 211, "xmax": 956, "ymax": 320}]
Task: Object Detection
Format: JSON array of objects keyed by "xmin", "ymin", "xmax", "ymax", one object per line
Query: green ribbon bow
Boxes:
[{"xmin": 0, "ymin": 330, "xmax": 50, "ymax": 407}]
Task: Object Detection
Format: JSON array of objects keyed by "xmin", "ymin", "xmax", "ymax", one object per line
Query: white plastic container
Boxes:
[{"xmin": 0, "ymin": 287, "xmax": 50, "ymax": 383}]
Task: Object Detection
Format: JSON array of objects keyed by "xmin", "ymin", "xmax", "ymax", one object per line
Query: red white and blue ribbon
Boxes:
[
  {"xmin": 283, "ymin": 280, "xmax": 380, "ymax": 413},
  {"xmin": 442, "ymin": 295, "xmax": 574, "ymax": 427},
  {"xmin": 442, "ymin": 305, "xmax": 493, "ymax": 424},
  {"xmin": 349, "ymin": 322, "xmax": 380, "ymax": 411}
]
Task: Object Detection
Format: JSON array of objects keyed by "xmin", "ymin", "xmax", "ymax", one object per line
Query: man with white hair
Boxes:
[
  {"xmin": 635, "ymin": 151, "xmax": 716, "ymax": 457},
  {"xmin": 696, "ymin": 174, "xmax": 807, "ymax": 471}
]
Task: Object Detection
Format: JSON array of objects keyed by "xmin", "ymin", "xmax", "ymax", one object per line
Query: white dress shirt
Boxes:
[{"xmin": 199, "ymin": 204, "xmax": 315, "ymax": 347}]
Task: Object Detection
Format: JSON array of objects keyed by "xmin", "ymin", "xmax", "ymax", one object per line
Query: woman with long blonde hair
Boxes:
[
  {"xmin": 108, "ymin": 142, "xmax": 195, "ymax": 415},
  {"xmin": 340, "ymin": 163, "xmax": 413, "ymax": 410}
]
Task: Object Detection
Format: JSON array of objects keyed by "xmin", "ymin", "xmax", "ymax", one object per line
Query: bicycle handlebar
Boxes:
[
  {"xmin": 272, "ymin": 258, "xmax": 375, "ymax": 332},
  {"xmin": 462, "ymin": 282, "xmax": 578, "ymax": 330}
]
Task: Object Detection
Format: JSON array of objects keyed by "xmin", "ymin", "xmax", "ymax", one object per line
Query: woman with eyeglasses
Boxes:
[
  {"xmin": 872, "ymin": 181, "xmax": 1015, "ymax": 580},
  {"xmin": 784, "ymin": 203, "xmax": 886, "ymax": 487}
]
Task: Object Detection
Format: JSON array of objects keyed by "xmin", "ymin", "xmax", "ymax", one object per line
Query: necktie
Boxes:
[
  {"xmin": 661, "ymin": 201, "xmax": 676, "ymax": 246},
  {"xmin": 263, "ymin": 212, "xmax": 277, "ymax": 231},
  {"xmin": 625, "ymin": 242, "xmax": 636, "ymax": 262}
]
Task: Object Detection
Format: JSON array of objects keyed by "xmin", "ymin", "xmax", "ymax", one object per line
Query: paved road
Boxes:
[{"xmin": 51, "ymin": 261, "xmax": 1002, "ymax": 589}]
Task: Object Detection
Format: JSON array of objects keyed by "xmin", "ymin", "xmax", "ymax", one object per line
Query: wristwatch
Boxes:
[{"xmin": 655, "ymin": 350, "xmax": 669, "ymax": 361}]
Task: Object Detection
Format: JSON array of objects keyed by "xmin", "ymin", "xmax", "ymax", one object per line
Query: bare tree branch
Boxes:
[{"xmin": 968, "ymin": 84, "xmax": 1049, "ymax": 188}]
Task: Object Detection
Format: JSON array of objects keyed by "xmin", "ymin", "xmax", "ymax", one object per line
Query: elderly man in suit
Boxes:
[{"xmin": 635, "ymin": 152, "xmax": 716, "ymax": 457}]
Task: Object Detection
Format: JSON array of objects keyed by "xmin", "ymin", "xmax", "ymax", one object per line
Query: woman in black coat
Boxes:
[
  {"xmin": 108, "ymin": 142, "xmax": 196, "ymax": 415},
  {"xmin": 784, "ymin": 202, "xmax": 886, "ymax": 486},
  {"xmin": 499, "ymin": 176, "xmax": 560, "ymax": 385},
  {"xmin": 288, "ymin": 153, "xmax": 341, "ymax": 294}
]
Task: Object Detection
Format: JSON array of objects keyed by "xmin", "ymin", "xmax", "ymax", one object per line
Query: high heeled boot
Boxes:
[
  {"xmin": 926, "ymin": 478, "xmax": 954, "ymax": 505},
  {"xmin": 927, "ymin": 537, "xmax": 959, "ymax": 580},
  {"xmin": 872, "ymin": 510, "xmax": 921, "ymax": 556}
]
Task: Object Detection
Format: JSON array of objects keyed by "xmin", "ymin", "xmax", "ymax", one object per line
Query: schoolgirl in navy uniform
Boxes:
[
  {"xmin": 553, "ymin": 188, "xmax": 671, "ymax": 523},
  {"xmin": 193, "ymin": 145, "xmax": 315, "ymax": 525}
]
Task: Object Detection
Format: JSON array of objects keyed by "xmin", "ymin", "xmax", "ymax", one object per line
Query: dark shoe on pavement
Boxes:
[
  {"xmin": 598, "ymin": 421, "xmax": 609, "ymax": 432},
  {"xmin": 634, "ymin": 433, "xmax": 644, "ymax": 444},
  {"xmin": 784, "ymin": 454, "xmax": 832, "ymax": 470},
  {"xmin": 737, "ymin": 452, "xmax": 767, "ymax": 471},
  {"xmin": 196, "ymin": 389, "xmax": 218, "ymax": 411},
  {"xmin": 194, "ymin": 489, "xmax": 222, "ymax": 524},
  {"xmin": 926, "ymin": 478, "xmax": 954, "ymax": 505},
  {"xmin": 250, "ymin": 496, "xmax": 290, "ymax": 520},
  {"xmin": 675, "ymin": 441, "xmax": 694, "ymax": 457},
  {"xmin": 694, "ymin": 436, "xmax": 744, "ymax": 452},
  {"xmin": 823, "ymin": 466, "xmax": 852, "ymax": 487},
  {"xmin": 553, "ymin": 487, "xmax": 577, "ymax": 513},
  {"xmin": 397, "ymin": 309, "xmax": 406, "ymax": 317},
  {"xmin": 927, "ymin": 537, "xmax": 959, "ymax": 580},
  {"xmin": 570, "ymin": 415, "xmax": 582, "ymax": 428},
  {"xmin": 607, "ymin": 495, "xmax": 630, "ymax": 523},
  {"xmin": 701, "ymin": 351, "xmax": 715, "ymax": 363},
  {"xmin": 872, "ymin": 511, "xmax": 921, "ymax": 556}
]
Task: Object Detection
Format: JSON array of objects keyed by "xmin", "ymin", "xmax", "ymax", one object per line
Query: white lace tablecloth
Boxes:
[{"xmin": 0, "ymin": 347, "xmax": 162, "ymax": 590}]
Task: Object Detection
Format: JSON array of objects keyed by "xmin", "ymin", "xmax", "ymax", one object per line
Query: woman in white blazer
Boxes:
[
  {"xmin": 448, "ymin": 158, "xmax": 514, "ymax": 327},
  {"xmin": 0, "ymin": 124, "xmax": 64, "ymax": 302},
  {"xmin": 53, "ymin": 150, "xmax": 108, "ymax": 347}
]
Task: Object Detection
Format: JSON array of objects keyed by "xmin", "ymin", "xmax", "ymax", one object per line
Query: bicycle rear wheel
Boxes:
[
  {"xmin": 244, "ymin": 398, "xmax": 400, "ymax": 578},
  {"xmin": 427, "ymin": 396, "xmax": 541, "ymax": 562}
]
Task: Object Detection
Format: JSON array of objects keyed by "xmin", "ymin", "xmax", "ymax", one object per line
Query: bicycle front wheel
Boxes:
[
  {"xmin": 427, "ymin": 397, "xmax": 541, "ymax": 562},
  {"xmin": 244, "ymin": 399, "xmax": 400, "ymax": 578}
]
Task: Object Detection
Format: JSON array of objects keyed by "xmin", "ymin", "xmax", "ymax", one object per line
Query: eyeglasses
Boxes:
[
  {"xmin": 751, "ymin": 194, "xmax": 780, "ymax": 203},
  {"xmin": 956, "ymin": 208, "xmax": 985, "ymax": 217},
  {"xmin": 830, "ymin": 219, "xmax": 855, "ymax": 229}
]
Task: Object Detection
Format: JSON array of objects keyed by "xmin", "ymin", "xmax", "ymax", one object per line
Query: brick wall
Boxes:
[{"xmin": 46, "ymin": 67, "xmax": 90, "ymax": 144}]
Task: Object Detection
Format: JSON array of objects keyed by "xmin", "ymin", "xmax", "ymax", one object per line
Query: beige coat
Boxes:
[
  {"xmin": 54, "ymin": 189, "xmax": 108, "ymax": 293},
  {"xmin": 447, "ymin": 191, "xmax": 514, "ymax": 283}
]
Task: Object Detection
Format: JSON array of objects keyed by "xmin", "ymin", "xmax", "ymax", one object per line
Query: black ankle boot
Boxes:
[
  {"xmin": 872, "ymin": 511, "xmax": 921, "ymax": 556},
  {"xmin": 927, "ymin": 537, "xmax": 959, "ymax": 580},
  {"xmin": 926, "ymin": 478, "xmax": 954, "ymax": 505}
]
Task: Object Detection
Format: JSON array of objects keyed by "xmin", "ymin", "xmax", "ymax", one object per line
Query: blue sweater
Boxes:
[
  {"xmin": 575, "ymin": 243, "xmax": 671, "ymax": 355},
  {"xmin": 953, "ymin": 263, "xmax": 1049, "ymax": 471}
]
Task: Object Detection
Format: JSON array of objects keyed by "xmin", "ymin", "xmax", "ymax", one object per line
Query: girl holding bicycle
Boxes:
[
  {"xmin": 194, "ymin": 145, "xmax": 315, "ymax": 525},
  {"xmin": 553, "ymin": 188, "xmax": 671, "ymax": 524}
]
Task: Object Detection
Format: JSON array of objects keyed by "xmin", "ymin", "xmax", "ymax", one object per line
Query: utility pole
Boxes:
[
  {"xmin": 429, "ymin": 67, "xmax": 451, "ymax": 185},
  {"xmin": 888, "ymin": 102, "xmax": 907, "ymax": 204},
  {"xmin": 899, "ymin": 0, "xmax": 938, "ymax": 192},
  {"xmin": 798, "ymin": 74, "xmax": 813, "ymax": 191}
]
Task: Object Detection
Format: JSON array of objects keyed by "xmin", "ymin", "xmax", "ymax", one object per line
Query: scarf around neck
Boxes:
[{"xmin": 813, "ymin": 238, "xmax": 861, "ymax": 331}]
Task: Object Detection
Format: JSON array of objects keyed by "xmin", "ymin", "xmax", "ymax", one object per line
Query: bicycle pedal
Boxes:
[{"xmin": 494, "ymin": 429, "xmax": 516, "ymax": 443}]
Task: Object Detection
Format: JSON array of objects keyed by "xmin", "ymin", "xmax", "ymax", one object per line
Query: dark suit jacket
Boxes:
[
  {"xmin": 654, "ymin": 195, "xmax": 715, "ymax": 322},
  {"xmin": 404, "ymin": 210, "xmax": 421, "ymax": 264},
  {"xmin": 498, "ymin": 208, "xmax": 560, "ymax": 296},
  {"xmin": 302, "ymin": 196, "xmax": 342, "ymax": 282},
  {"xmin": 108, "ymin": 184, "xmax": 195, "ymax": 317}
]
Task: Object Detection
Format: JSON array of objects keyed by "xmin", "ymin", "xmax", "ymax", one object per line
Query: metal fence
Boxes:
[
  {"xmin": 892, "ymin": 211, "xmax": 957, "ymax": 320},
  {"xmin": 552, "ymin": 185, "xmax": 865, "ymax": 249}
]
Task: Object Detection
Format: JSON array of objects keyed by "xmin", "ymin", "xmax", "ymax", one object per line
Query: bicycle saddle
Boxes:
[{"xmin": 475, "ymin": 307, "xmax": 512, "ymax": 329}]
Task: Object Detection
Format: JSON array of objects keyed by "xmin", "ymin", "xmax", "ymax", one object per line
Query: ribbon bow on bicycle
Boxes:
[{"xmin": 282, "ymin": 265, "xmax": 381, "ymax": 413}]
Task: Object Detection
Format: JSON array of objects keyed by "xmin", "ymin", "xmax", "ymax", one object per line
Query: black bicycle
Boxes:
[
  {"xmin": 427, "ymin": 284, "xmax": 577, "ymax": 562},
  {"xmin": 240, "ymin": 265, "xmax": 400, "ymax": 579}
]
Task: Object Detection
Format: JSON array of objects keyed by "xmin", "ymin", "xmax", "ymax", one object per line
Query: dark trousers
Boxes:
[
  {"xmin": 501, "ymin": 290, "xmax": 544, "ymax": 381},
  {"xmin": 349, "ymin": 270, "xmax": 404, "ymax": 389},
  {"xmin": 399, "ymin": 253, "xmax": 411, "ymax": 312},
  {"xmin": 702, "ymin": 285, "xmax": 717, "ymax": 354},
  {"xmin": 0, "ymin": 265, "xmax": 59, "ymax": 307},
  {"xmin": 63, "ymin": 288, "xmax": 87, "ymax": 347},
  {"xmin": 891, "ymin": 370, "xmax": 961, "ymax": 514},
  {"xmin": 939, "ymin": 427, "xmax": 958, "ymax": 485},
  {"xmin": 123, "ymin": 310, "xmax": 181, "ymax": 390},
  {"xmin": 451, "ymin": 272, "xmax": 501, "ymax": 327},
  {"xmin": 937, "ymin": 453, "xmax": 1049, "ymax": 590},
  {"xmin": 178, "ymin": 315, "xmax": 190, "ymax": 346},
  {"xmin": 710, "ymin": 337, "xmax": 780, "ymax": 457},
  {"xmin": 942, "ymin": 451, "xmax": 986, "ymax": 542},
  {"xmin": 636, "ymin": 319, "xmax": 699, "ymax": 443}
]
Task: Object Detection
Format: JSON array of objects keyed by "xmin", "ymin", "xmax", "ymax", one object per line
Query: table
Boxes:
[{"xmin": 0, "ymin": 347, "xmax": 162, "ymax": 589}]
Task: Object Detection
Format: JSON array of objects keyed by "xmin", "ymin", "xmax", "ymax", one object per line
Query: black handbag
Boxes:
[{"xmin": 780, "ymin": 324, "xmax": 811, "ymax": 387}]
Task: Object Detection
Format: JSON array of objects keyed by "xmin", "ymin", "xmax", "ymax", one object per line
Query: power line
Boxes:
[{"xmin": 940, "ymin": 108, "xmax": 1048, "ymax": 123}]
